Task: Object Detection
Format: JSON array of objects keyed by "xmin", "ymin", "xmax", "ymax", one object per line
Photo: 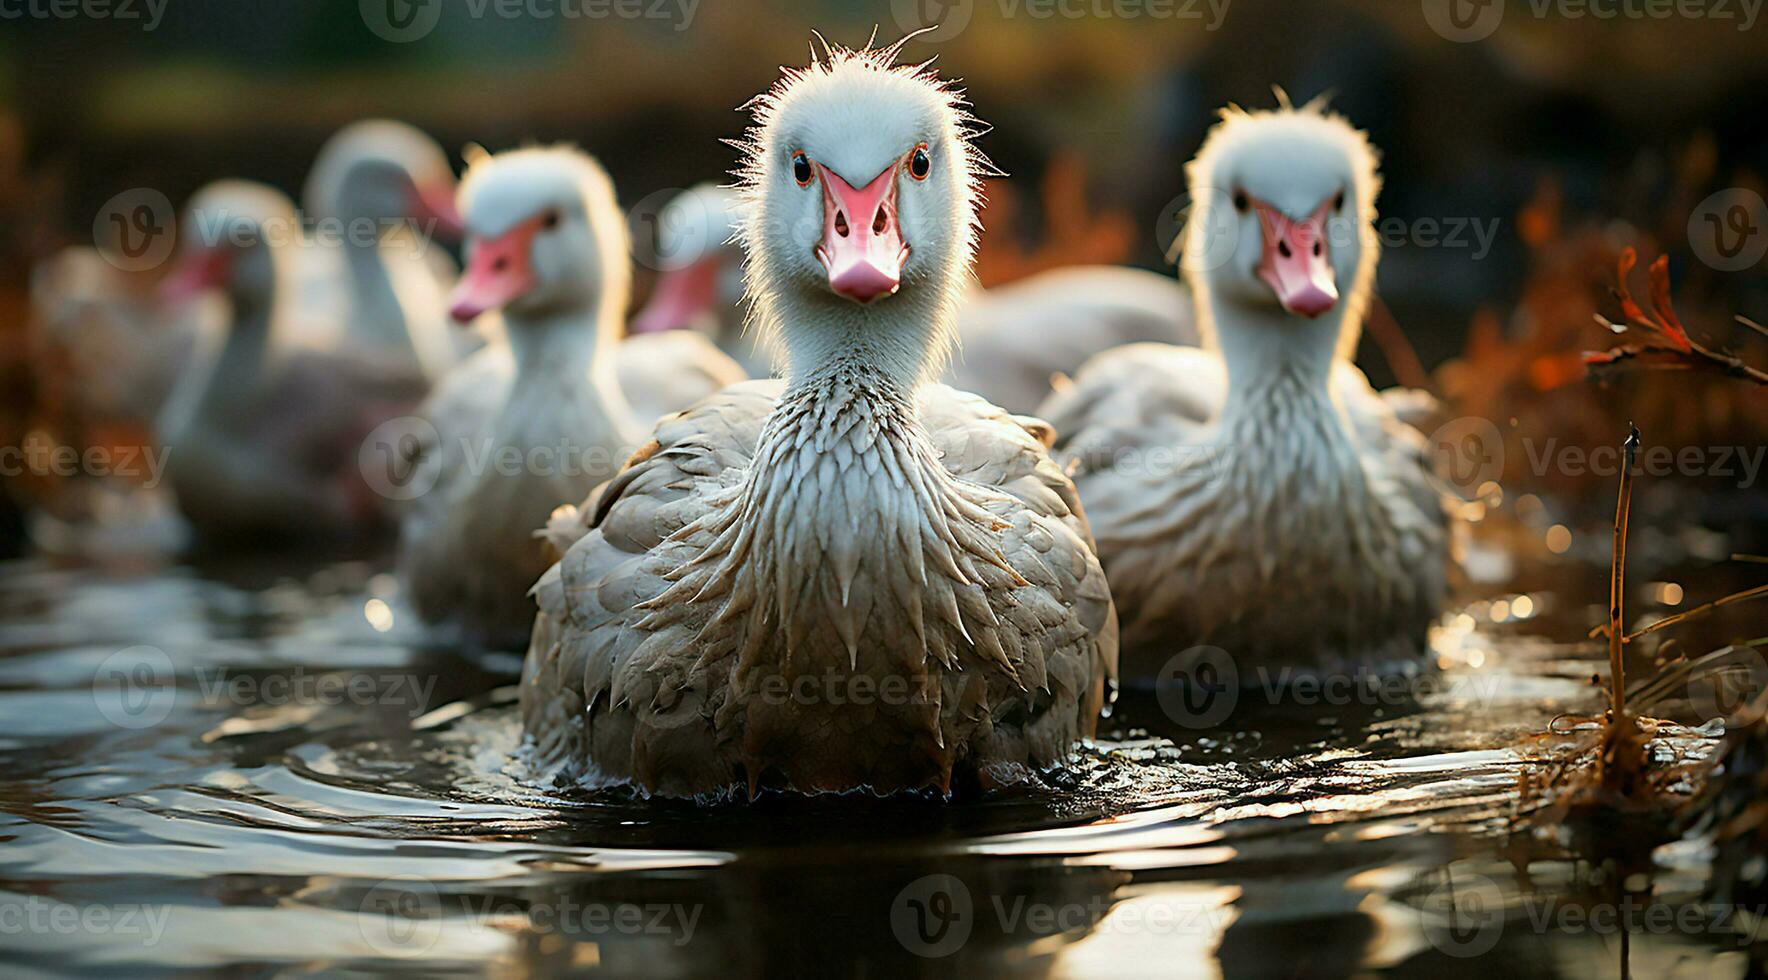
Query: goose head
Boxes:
[
  {"xmin": 303, "ymin": 119, "xmax": 461, "ymax": 241},
  {"xmin": 448, "ymin": 146, "xmax": 631, "ymax": 329},
  {"xmin": 1182, "ymin": 99, "xmax": 1380, "ymax": 357},
  {"xmin": 161, "ymin": 180, "xmax": 300, "ymax": 315},
  {"xmin": 628, "ymin": 183, "xmax": 745, "ymax": 335},
  {"xmin": 737, "ymin": 39, "xmax": 984, "ymax": 384}
]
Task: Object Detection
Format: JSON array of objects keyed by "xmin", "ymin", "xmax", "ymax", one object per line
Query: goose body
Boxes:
[
  {"xmin": 945, "ymin": 264, "xmax": 1198, "ymax": 414},
  {"xmin": 156, "ymin": 182, "xmax": 427, "ymax": 543},
  {"xmin": 1039, "ymin": 102, "xmax": 1453, "ymax": 678},
  {"xmin": 519, "ymin": 42, "xmax": 1117, "ymax": 798},
  {"xmin": 397, "ymin": 148, "xmax": 646, "ymax": 647}
]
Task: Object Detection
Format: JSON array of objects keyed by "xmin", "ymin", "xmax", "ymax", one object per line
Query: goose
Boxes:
[
  {"xmin": 944, "ymin": 264, "xmax": 1199, "ymax": 414},
  {"xmin": 1038, "ymin": 99, "xmax": 1454, "ymax": 680},
  {"xmin": 301, "ymin": 119, "xmax": 464, "ymax": 381},
  {"xmin": 518, "ymin": 39, "xmax": 1118, "ymax": 799},
  {"xmin": 156, "ymin": 181, "xmax": 428, "ymax": 543},
  {"xmin": 396, "ymin": 146, "xmax": 741, "ymax": 649}
]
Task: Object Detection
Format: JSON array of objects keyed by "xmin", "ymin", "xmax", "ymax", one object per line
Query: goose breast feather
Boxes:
[{"xmin": 520, "ymin": 380, "xmax": 1117, "ymax": 798}]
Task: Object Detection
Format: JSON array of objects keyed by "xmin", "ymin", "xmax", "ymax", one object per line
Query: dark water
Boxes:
[{"xmin": 0, "ymin": 544, "xmax": 1756, "ymax": 978}]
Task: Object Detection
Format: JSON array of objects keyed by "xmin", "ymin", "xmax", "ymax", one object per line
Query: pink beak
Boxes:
[
  {"xmin": 1254, "ymin": 197, "xmax": 1338, "ymax": 318},
  {"xmin": 159, "ymin": 247, "xmax": 229, "ymax": 304},
  {"xmin": 629, "ymin": 256, "xmax": 722, "ymax": 335},
  {"xmin": 814, "ymin": 162, "xmax": 908, "ymax": 304},
  {"xmin": 448, "ymin": 215, "xmax": 541, "ymax": 322},
  {"xmin": 410, "ymin": 181, "xmax": 464, "ymax": 241}
]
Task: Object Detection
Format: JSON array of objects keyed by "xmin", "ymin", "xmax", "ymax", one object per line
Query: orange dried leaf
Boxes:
[
  {"xmin": 1646, "ymin": 255, "xmax": 1694, "ymax": 352},
  {"xmin": 1614, "ymin": 248, "xmax": 1653, "ymax": 327}
]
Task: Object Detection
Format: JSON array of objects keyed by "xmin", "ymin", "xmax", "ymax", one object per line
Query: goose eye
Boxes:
[
  {"xmin": 1333, "ymin": 190, "xmax": 1346, "ymax": 213},
  {"xmin": 791, "ymin": 151, "xmax": 813, "ymax": 186},
  {"xmin": 907, "ymin": 144, "xmax": 931, "ymax": 181},
  {"xmin": 1232, "ymin": 189, "xmax": 1249, "ymax": 213},
  {"xmin": 541, "ymin": 209, "xmax": 561, "ymax": 230}
]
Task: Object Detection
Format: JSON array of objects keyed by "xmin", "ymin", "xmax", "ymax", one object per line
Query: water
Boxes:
[{"xmin": 0, "ymin": 550, "xmax": 1756, "ymax": 978}]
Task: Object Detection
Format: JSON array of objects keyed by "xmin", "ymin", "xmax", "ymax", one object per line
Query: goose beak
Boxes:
[
  {"xmin": 630, "ymin": 256, "xmax": 722, "ymax": 335},
  {"xmin": 411, "ymin": 182, "xmax": 464, "ymax": 241},
  {"xmin": 814, "ymin": 162, "xmax": 907, "ymax": 304},
  {"xmin": 1254, "ymin": 198, "xmax": 1338, "ymax": 318},
  {"xmin": 159, "ymin": 246, "xmax": 229, "ymax": 304},
  {"xmin": 448, "ymin": 216, "xmax": 541, "ymax": 322}
]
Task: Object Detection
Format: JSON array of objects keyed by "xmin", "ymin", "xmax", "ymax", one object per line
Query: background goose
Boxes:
[
  {"xmin": 1039, "ymin": 100, "xmax": 1454, "ymax": 679},
  {"xmin": 156, "ymin": 181, "xmax": 427, "ymax": 543},
  {"xmin": 301, "ymin": 119, "xmax": 465, "ymax": 382},
  {"xmin": 519, "ymin": 40, "xmax": 1117, "ymax": 799},
  {"xmin": 945, "ymin": 264, "xmax": 1198, "ymax": 414},
  {"xmin": 397, "ymin": 146, "xmax": 740, "ymax": 649}
]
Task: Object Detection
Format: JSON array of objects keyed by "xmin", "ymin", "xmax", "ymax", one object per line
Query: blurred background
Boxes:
[{"xmin": 0, "ymin": 0, "xmax": 1765, "ymax": 557}]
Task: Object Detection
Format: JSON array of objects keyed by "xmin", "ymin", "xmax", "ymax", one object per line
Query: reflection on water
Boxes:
[{"xmin": 0, "ymin": 555, "xmax": 1753, "ymax": 978}]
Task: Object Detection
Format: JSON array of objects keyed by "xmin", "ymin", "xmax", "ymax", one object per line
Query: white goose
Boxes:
[
  {"xmin": 397, "ymin": 146, "xmax": 741, "ymax": 648},
  {"xmin": 301, "ymin": 119, "xmax": 463, "ymax": 381},
  {"xmin": 156, "ymin": 181, "xmax": 427, "ymax": 542},
  {"xmin": 1039, "ymin": 100, "xmax": 1454, "ymax": 678},
  {"xmin": 518, "ymin": 41, "xmax": 1117, "ymax": 799}
]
